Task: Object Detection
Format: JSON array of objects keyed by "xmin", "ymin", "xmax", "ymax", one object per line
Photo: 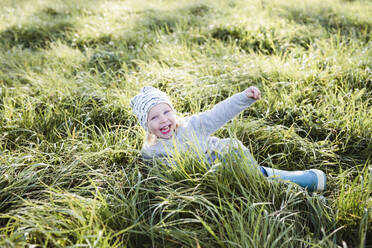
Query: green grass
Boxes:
[{"xmin": 0, "ymin": 0, "xmax": 371, "ymax": 247}]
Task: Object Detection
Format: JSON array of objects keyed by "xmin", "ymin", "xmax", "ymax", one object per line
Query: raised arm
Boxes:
[{"xmin": 188, "ymin": 87, "xmax": 261, "ymax": 136}]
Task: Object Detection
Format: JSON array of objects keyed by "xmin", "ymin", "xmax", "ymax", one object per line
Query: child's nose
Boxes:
[{"xmin": 159, "ymin": 115, "xmax": 167, "ymax": 122}]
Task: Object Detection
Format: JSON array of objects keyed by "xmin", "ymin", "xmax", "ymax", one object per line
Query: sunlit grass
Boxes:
[{"xmin": 0, "ymin": 0, "xmax": 371, "ymax": 247}]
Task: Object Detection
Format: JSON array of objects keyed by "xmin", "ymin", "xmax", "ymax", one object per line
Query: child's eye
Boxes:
[
  {"xmin": 151, "ymin": 116, "xmax": 158, "ymax": 120},
  {"xmin": 164, "ymin": 110, "xmax": 169, "ymax": 114}
]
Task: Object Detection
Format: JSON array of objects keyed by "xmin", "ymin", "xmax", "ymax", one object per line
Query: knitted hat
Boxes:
[{"xmin": 130, "ymin": 86, "xmax": 174, "ymax": 131}]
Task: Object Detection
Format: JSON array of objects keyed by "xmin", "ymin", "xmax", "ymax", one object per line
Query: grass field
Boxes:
[{"xmin": 0, "ymin": 0, "xmax": 371, "ymax": 247}]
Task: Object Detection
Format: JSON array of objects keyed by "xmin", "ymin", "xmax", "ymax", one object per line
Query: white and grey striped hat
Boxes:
[{"xmin": 130, "ymin": 86, "xmax": 174, "ymax": 131}]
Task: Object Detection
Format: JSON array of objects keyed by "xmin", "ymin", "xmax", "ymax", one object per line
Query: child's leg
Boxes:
[
  {"xmin": 212, "ymin": 139, "xmax": 326, "ymax": 192},
  {"xmin": 234, "ymin": 142, "xmax": 326, "ymax": 192},
  {"xmin": 261, "ymin": 167, "xmax": 326, "ymax": 192},
  {"xmin": 237, "ymin": 145, "xmax": 326, "ymax": 192}
]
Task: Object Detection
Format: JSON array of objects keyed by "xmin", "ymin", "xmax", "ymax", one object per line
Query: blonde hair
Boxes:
[{"xmin": 143, "ymin": 116, "xmax": 183, "ymax": 147}]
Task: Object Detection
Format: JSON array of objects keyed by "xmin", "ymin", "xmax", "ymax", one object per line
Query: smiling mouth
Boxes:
[{"xmin": 160, "ymin": 125, "xmax": 171, "ymax": 135}]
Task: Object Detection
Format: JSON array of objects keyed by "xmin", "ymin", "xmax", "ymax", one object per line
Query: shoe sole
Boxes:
[{"xmin": 310, "ymin": 169, "xmax": 326, "ymax": 191}]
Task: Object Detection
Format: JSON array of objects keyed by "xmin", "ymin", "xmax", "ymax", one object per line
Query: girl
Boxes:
[{"xmin": 130, "ymin": 86, "xmax": 326, "ymax": 191}]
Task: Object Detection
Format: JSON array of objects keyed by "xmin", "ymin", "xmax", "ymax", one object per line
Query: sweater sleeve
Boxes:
[{"xmin": 188, "ymin": 92, "xmax": 256, "ymax": 136}]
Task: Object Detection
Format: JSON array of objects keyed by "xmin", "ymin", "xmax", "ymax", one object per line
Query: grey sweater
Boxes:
[{"xmin": 141, "ymin": 91, "xmax": 257, "ymax": 165}]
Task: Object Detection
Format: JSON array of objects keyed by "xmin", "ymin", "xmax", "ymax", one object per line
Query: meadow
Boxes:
[{"xmin": 0, "ymin": 0, "xmax": 371, "ymax": 247}]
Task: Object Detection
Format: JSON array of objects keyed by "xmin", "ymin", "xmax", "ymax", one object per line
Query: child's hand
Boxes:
[{"xmin": 244, "ymin": 86, "xmax": 261, "ymax": 100}]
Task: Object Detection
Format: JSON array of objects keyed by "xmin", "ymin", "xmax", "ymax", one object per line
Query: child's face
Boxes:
[{"xmin": 147, "ymin": 103, "xmax": 176, "ymax": 139}]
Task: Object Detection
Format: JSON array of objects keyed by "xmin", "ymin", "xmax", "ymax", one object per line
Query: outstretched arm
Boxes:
[{"xmin": 189, "ymin": 86, "xmax": 261, "ymax": 136}]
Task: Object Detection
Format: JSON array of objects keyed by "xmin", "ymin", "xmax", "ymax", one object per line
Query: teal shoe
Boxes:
[{"xmin": 261, "ymin": 167, "xmax": 326, "ymax": 192}]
